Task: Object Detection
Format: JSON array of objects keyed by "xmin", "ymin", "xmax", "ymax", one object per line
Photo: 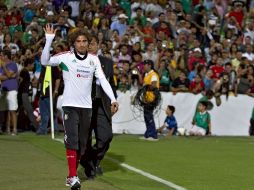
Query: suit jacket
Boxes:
[{"xmin": 92, "ymin": 55, "xmax": 117, "ymax": 121}]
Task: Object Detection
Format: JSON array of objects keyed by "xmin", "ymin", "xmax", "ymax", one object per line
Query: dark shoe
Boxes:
[
  {"xmin": 85, "ymin": 169, "xmax": 96, "ymax": 180},
  {"xmin": 95, "ymin": 165, "xmax": 103, "ymax": 176}
]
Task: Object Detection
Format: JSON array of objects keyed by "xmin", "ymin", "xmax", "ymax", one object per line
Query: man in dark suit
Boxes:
[{"xmin": 80, "ymin": 35, "xmax": 118, "ymax": 179}]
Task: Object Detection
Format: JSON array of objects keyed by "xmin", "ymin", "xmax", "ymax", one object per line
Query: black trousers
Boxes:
[
  {"xmin": 250, "ymin": 119, "xmax": 254, "ymax": 136},
  {"xmin": 80, "ymin": 99, "xmax": 113, "ymax": 175},
  {"xmin": 62, "ymin": 106, "xmax": 92, "ymax": 155}
]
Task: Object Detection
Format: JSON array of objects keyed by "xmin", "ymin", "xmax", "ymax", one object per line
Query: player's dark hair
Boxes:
[
  {"xmin": 167, "ymin": 105, "xmax": 175, "ymax": 114},
  {"xmin": 68, "ymin": 29, "xmax": 90, "ymax": 45}
]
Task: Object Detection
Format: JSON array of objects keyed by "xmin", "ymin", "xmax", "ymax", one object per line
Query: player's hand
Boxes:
[
  {"xmin": 111, "ymin": 102, "xmax": 119, "ymax": 115},
  {"xmin": 43, "ymin": 23, "xmax": 57, "ymax": 35}
]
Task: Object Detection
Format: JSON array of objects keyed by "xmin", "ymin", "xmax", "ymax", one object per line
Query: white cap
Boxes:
[
  {"xmin": 118, "ymin": 13, "xmax": 128, "ymax": 19},
  {"xmin": 208, "ymin": 20, "xmax": 216, "ymax": 25},
  {"xmin": 47, "ymin": 11, "xmax": 54, "ymax": 16},
  {"xmin": 194, "ymin": 48, "xmax": 202, "ymax": 53},
  {"xmin": 146, "ymin": 18, "xmax": 152, "ymax": 23}
]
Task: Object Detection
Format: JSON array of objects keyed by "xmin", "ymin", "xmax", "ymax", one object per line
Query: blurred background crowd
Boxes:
[{"xmin": 0, "ymin": 0, "xmax": 253, "ymax": 134}]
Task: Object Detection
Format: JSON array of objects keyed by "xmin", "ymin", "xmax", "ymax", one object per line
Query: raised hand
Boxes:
[{"xmin": 43, "ymin": 23, "xmax": 57, "ymax": 35}]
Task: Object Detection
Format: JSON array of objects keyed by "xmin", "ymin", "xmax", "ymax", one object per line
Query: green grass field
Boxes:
[{"xmin": 1, "ymin": 133, "xmax": 254, "ymax": 190}]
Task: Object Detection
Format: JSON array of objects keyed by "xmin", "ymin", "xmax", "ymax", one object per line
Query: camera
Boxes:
[{"xmin": 132, "ymin": 69, "xmax": 138, "ymax": 75}]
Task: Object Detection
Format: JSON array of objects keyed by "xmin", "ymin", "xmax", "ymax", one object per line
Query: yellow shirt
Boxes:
[
  {"xmin": 143, "ymin": 70, "xmax": 159, "ymax": 103},
  {"xmin": 143, "ymin": 70, "xmax": 160, "ymax": 88}
]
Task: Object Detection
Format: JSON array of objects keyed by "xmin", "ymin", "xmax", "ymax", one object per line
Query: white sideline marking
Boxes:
[{"xmin": 54, "ymin": 138, "xmax": 187, "ymax": 190}]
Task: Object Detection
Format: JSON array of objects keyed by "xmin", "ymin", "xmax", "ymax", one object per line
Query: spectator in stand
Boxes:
[
  {"xmin": 210, "ymin": 57, "xmax": 225, "ymax": 80},
  {"xmin": 141, "ymin": 18, "xmax": 155, "ymax": 46},
  {"xmin": 110, "ymin": 13, "xmax": 128, "ymax": 37},
  {"xmin": 0, "ymin": 33, "xmax": 19, "ymax": 55},
  {"xmin": 242, "ymin": 44, "xmax": 254, "ymax": 61},
  {"xmin": 0, "ymin": 49, "xmax": 18, "ymax": 135},
  {"xmin": 171, "ymin": 70, "xmax": 190, "ymax": 95},
  {"xmin": 129, "ymin": 7, "xmax": 146, "ymax": 27},
  {"xmin": 225, "ymin": 1, "xmax": 245, "ymax": 29},
  {"xmin": 231, "ymin": 50, "xmax": 242, "ymax": 70},
  {"xmin": 188, "ymin": 48, "xmax": 206, "ymax": 71},
  {"xmin": 189, "ymin": 74, "xmax": 205, "ymax": 94},
  {"xmin": 157, "ymin": 58, "xmax": 171, "ymax": 92},
  {"xmin": 142, "ymin": 42, "xmax": 158, "ymax": 64},
  {"xmin": 117, "ymin": 44, "xmax": 132, "ymax": 68}
]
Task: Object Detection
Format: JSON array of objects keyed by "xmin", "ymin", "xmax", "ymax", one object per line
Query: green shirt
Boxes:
[
  {"xmin": 160, "ymin": 69, "xmax": 170, "ymax": 85},
  {"xmin": 129, "ymin": 16, "xmax": 147, "ymax": 27},
  {"xmin": 194, "ymin": 111, "xmax": 210, "ymax": 130}
]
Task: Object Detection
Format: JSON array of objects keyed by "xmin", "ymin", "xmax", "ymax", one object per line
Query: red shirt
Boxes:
[
  {"xmin": 228, "ymin": 11, "xmax": 244, "ymax": 28},
  {"xmin": 156, "ymin": 27, "xmax": 170, "ymax": 37},
  {"xmin": 142, "ymin": 27, "xmax": 154, "ymax": 44},
  {"xmin": 188, "ymin": 56, "xmax": 206, "ymax": 71},
  {"xmin": 210, "ymin": 65, "xmax": 224, "ymax": 79},
  {"xmin": 189, "ymin": 81, "xmax": 205, "ymax": 93}
]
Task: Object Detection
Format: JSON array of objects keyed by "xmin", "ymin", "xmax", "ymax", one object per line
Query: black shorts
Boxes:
[{"xmin": 62, "ymin": 106, "xmax": 92, "ymax": 155}]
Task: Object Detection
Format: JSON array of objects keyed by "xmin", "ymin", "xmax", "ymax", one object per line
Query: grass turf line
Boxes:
[{"xmin": 0, "ymin": 133, "xmax": 174, "ymax": 190}]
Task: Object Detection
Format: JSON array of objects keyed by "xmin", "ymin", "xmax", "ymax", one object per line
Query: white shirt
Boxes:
[{"xmin": 41, "ymin": 34, "xmax": 116, "ymax": 108}]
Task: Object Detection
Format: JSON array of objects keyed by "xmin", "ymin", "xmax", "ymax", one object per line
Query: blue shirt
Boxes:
[
  {"xmin": 110, "ymin": 21, "xmax": 128, "ymax": 37},
  {"xmin": 164, "ymin": 116, "xmax": 177, "ymax": 129}
]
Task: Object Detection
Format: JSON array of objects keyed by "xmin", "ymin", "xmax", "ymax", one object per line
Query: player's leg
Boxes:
[
  {"xmin": 62, "ymin": 106, "xmax": 80, "ymax": 189},
  {"xmin": 80, "ymin": 105, "xmax": 97, "ymax": 179}
]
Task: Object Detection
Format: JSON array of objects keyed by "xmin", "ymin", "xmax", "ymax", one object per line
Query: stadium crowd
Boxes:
[{"xmin": 0, "ymin": 0, "xmax": 254, "ymax": 135}]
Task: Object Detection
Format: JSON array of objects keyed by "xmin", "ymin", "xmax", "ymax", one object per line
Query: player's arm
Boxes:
[
  {"xmin": 41, "ymin": 24, "xmax": 61, "ymax": 66},
  {"xmin": 95, "ymin": 57, "xmax": 119, "ymax": 112}
]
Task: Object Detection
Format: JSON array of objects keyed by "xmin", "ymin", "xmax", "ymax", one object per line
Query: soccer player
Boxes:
[{"xmin": 41, "ymin": 24, "xmax": 118, "ymax": 190}]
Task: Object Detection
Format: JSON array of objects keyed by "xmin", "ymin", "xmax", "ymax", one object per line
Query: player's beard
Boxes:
[{"xmin": 74, "ymin": 48, "xmax": 88, "ymax": 60}]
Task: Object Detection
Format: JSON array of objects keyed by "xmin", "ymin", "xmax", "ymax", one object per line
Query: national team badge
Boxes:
[{"xmin": 90, "ymin": 61, "xmax": 94, "ymax": 66}]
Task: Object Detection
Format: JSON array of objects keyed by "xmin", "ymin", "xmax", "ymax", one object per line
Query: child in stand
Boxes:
[
  {"xmin": 189, "ymin": 101, "xmax": 211, "ymax": 136},
  {"xmin": 157, "ymin": 105, "xmax": 178, "ymax": 137}
]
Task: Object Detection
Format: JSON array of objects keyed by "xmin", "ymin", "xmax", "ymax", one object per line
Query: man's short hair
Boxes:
[
  {"xmin": 89, "ymin": 34, "xmax": 99, "ymax": 44},
  {"xmin": 144, "ymin": 59, "xmax": 154, "ymax": 69},
  {"xmin": 0, "ymin": 49, "xmax": 11, "ymax": 60}
]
